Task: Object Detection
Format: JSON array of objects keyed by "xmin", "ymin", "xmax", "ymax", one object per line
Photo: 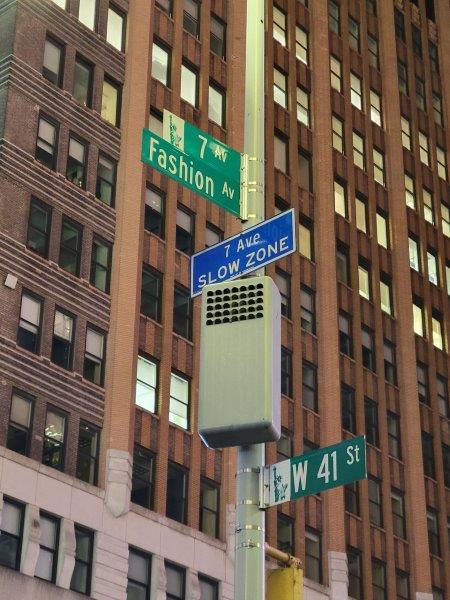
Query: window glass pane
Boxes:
[
  {"xmin": 74, "ymin": 58, "xmax": 92, "ymax": 107},
  {"xmin": 78, "ymin": 0, "xmax": 96, "ymax": 30},
  {"xmin": 10, "ymin": 394, "xmax": 32, "ymax": 429},
  {"xmin": 21, "ymin": 295, "xmax": 41, "ymax": 326},
  {"xmin": 358, "ymin": 265, "xmax": 370, "ymax": 300},
  {"xmin": 274, "ymin": 136, "xmax": 287, "ymax": 173},
  {"xmin": 152, "ymin": 43, "xmax": 169, "ymax": 86},
  {"xmin": 334, "ymin": 180, "xmax": 346, "ymax": 217},
  {"xmin": 355, "ymin": 197, "xmax": 367, "ymax": 232},
  {"xmin": 43, "ymin": 39, "xmax": 62, "ymax": 86},
  {"xmin": 181, "ymin": 64, "xmax": 197, "ymax": 106},
  {"xmin": 413, "ymin": 303, "xmax": 424, "ymax": 336},
  {"xmin": 2, "ymin": 502, "xmax": 22, "ymax": 536},
  {"xmin": 107, "ymin": 7, "xmax": 124, "ymax": 51},
  {"xmin": 101, "ymin": 79, "xmax": 119, "ymax": 126},
  {"xmin": 86, "ymin": 329, "xmax": 104, "ymax": 358},
  {"xmin": 45, "ymin": 410, "xmax": 66, "ymax": 443},
  {"xmin": 210, "ymin": 15, "xmax": 226, "ymax": 59},
  {"xmin": 209, "ymin": 85, "xmax": 224, "ymax": 126},
  {"xmin": 376, "ymin": 212, "xmax": 388, "ymax": 248},
  {"xmin": 273, "ymin": 7, "xmax": 286, "ymax": 46}
]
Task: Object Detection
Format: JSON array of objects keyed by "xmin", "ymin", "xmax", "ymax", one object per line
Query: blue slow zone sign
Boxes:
[{"xmin": 190, "ymin": 209, "xmax": 296, "ymax": 297}]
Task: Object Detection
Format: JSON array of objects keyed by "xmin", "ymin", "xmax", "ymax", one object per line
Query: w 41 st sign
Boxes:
[{"xmin": 264, "ymin": 436, "xmax": 366, "ymax": 506}]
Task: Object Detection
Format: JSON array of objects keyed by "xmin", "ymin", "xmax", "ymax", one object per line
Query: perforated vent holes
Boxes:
[{"xmin": 205, "ymin": 282, "xmax": 265, "ymax": 326}]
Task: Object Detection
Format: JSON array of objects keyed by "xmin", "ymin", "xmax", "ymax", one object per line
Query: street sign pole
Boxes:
[{"xmin": 234, "ymin": 1, "xmax": 266, "ymax": 599}]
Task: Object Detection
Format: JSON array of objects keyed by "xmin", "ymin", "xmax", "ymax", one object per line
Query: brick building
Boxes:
[{"xmin": 0, "ymin": 0, "xmax": 448, "ymax": 599}]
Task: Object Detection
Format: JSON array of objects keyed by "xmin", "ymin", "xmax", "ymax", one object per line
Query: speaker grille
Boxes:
[{"xmin": 205, "ymin": 282, "xmax": 265, "ymax": 326}]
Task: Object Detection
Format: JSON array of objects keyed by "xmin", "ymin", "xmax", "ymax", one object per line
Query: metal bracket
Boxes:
[
  {"xmin": 235, "ymin": 541, "xmax": 264, "ymax": 551},
  {"xmin": 260, "ymin": 466, "xmax": 270, "ymax": 508},
  {"xmin": 240, "ymin": 153, "xmax": 264, "ymax": 222}
]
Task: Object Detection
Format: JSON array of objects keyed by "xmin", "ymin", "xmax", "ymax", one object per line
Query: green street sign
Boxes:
[
  {"xmin": 163, "ymin": 109, "xmax": 241, "ymax": 179},
  {"xmin": 141, "ymin": 128, "xmax": 241, "ymax": 217},
  {"xmin": 266, "ymin": 436, "xmax": 366, "ymax": 506}
]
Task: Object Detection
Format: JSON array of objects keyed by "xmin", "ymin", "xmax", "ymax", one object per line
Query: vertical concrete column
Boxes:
[
  {"xmin": 19, "ymin": 503, "xmax": 40, "ymax": 577},
  {"xmin": 91, "ymin": 532, "xmax": 128, "ymax": 600},
  {"xmin": 56, "ymin": 517, "xmax": 76, "ymax": 589},
  {"xmin": 186, "ymin": 569, "xmax": 201, "ymax": 600},
  {"xmin": 377, "ymin": 1, "xmax": 432, "ymax": 596},
  {"xmin": 101, "ymin": 1, "xmax": 153, "ymax": 516},
  {"xmin": 150, "ymin": 554, "xmax": 166, "ymax": 600},
  {"xmin": 310, "ymin": 0, "xmax": 346, "ymax": 591},
  {"xmin": 328, "ymin": 551, "xmax": 348, "ymax": 600}
]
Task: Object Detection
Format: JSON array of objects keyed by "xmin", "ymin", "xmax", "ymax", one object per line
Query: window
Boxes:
[
  {"xmin": 330, "ymin": 56, "xmax": 342, "ymax": 92},
  {"xmin": 181, "ymin": 63, "xmax": 198, "ymax": 107},
  {"xmin": 397, "ymin": 61, "xmax": 408, "ymax": 95},
  {"xmin": 443, "ymin": 444, "xmax": 450, "ymax": 487},
  {"xmin": 127, "ymin": 549, "xmax": 151, "ymax": 600},
  {"xmin": 358, "ymin": 260, "xmax": 371, "ymax": 300},
  {"xmin": 372, "ymin": 560, "xmax": 386, "ymax": 600},
  {"xmin": 0, "ymin": 499, "xmax": 24, "ymax": 570},
  {"xmin": 149, "ymin": 108, "xmax": 162, "ymax": 132},
  {"xmin": 275, "ymin": 269, "xmax": 291, "ymax": 318},
  {"xmin": 429, "ymin": 41, "xmax": 439, "ymax": 72},
  {"xmin": 357, "ymin": 195, "xmax": 370, "ymax": 232},
  {"xmin": 404, "ymin": 174, "xmax": 416, "ymax": 209},
  {"xmin": 334, "ymin": 179, "xmax": 347, "ymax": 218},
  {"xmin": 296, "ymin": 27, "xmax": 308, "ymax": 65},
  {"xmin": 281, "ymin": 347, "xmax": 292, "ymax": 397},
  {"xmin": 380, "ymin": 276, "xmax": 392, "ymax": 316},
  {"xmin": 431, "ymin": 312, "xmax": 444, "ymax": 350},
  {"xmin": 18, "ymin": 292, "xmax": 42, "ymax": 353},
  {"xmin": 433, "ymin": 93, "xmax": 443, "ymax": 126},
  {"xmin": 376, "ymin": 211, "xmax": 388, "ymax": 249},
  {"xmin": 401, "ymin": 117, "xmax": 411, "ymax": 150},
  {"xmin": 339, "ymin": 312, "xmax": 353, "ymax": 356},
  {"xmin": 106, "ymin": 5, "xmax": 125, "ymax": 51},
  {"xmin": 166, "ymin": 464, "xmax": 187, "ymax": 524},
  {"xmin": 35, "ymin": 115, "xmax": 57, "ymax": 169},
  {"xmin": 368, "ymin": 477, "xmax": 383, "ymax": 527},
  {"xmin": 341, "ymin": 384, "xmax": 356, "ymax": 433},
  {"xmin": 210, "ymin": 14, "xmax": 226, "ymax": 59},
  {"xmin": 78, "ymin": 0, "xmax": 96, "ymax": 30},
  {"xmin": 131, "ymin": 445, "xmax": 154, "ymax": 508},
  {"xmin": 136, "ymin": 355, "xmax": 157, "ymax": 413},
  {"xmin": 336, "ymin": 244, "xmax": 350, "ymax": 285},
  {"xmin": 437, "ymin": 377, "xmax": 448, "ymax": 418},
  {"xmin": 302, "ymin": 361, "xmax": 317, "ymax": 411},
  {"xmin": 274, "ymin": 134, "xmax": 288, "ymax": 173},
  {"xmin": 273, "ymin": 6, "xmax": 287, "ymax": 46},
  {"xmin": 59, "ymin": 218, "xmax": 82, "ymax": 275},
  {"xmin": 152, "ymin": 42, "xmax": 170, "ymax": 86},
  {"xmin": 370, "ymin": 90, "xmax": 382, "ymax": 126},
  {"xmin": 300, "ymin": 285, "xmax": 315, "ymax": 333},
  {"xmin": 416, "ymin": 77, "xmax": 425, "ymax": 111},
  {"xmin": 365, "ymin": 398, "xmax": 379, "ymax": 446},
  {"xmin": 391, "ymin": 490, "xmax": 406, "ymax": 540},
  {"xmin": 442, "ymin": 204, "xmax": 450, "ymax": 237},
  {"xmin": 408, "ymin": 236, "xmax": 420, "ymax": 271},
  {"xmin": 427, "ymin": 248, "xmax": 438, "ymax": 285},
  {"xmin": 427, "ymin": 509, "xmax": 440, "ymax": 555},
  {"xmin": 299, "ymin": 218, "xmax": 314, "ymax": 260},
  {"xmin": 436, "ymin": 146, "xmax": 447, "ymax": 181},
  {"xmin": 411, "ymin": 25, "xmax": 422, "ymax": 57},
  {"xmin": 205, "ymin": 223, "xmax": 222, "ymax": 248},
  {"xmin": 43, "ymin": 37, "xmax": 63, "ymax": 86},
  {"xmin": 418, "ymin": 132, "xmax": 429, "ymax": 166},
  {"xmin": 395, "ymin": 569, "xmax": 409, "ymax": 600},
  {"xmin": 144, "ymin": 186, "xmax": 164, "ymax": 238},
  {"xmin": 277, "ymin": 513, "xmax": 294, "ymax": 554},
  {"xmin": 173, "ymin": 286, "xmax": 192, "ymax": 340},
  {"xmin": 84, "ymin": 327, "xmax": 105, "ymax": 385},
  {"xmin": 423, "ymin": 189, "xmax": 434, "ymax": 224},
  {"xmin": 305, "ymin": 528, "xmax": 321, "ymax": 583},
  {"xmin": 446, "ymin": 263, "xmax": 450, "ymax": 295},
  {"xmin": 353, "ymin": 131, "xmax": 365, "ymax": 170},
  {"xmin": 141, "ymin": 266, "xmax": 162, "ymax": 321},
  {"xmin": 422, "ymin": 432, "xmax": 435, "ymax": 478},
  {"xmin": 387, "ymin": 412, "xmax": 401, "ymax": 460},
  {"xmin": 102, "ymin": 77, "xmax": 121, "ymax": 126},
  {"xmin": 200, "ymin": 479, "xmax": 219, "ymax": 537},
  {"xmin": 183, "ymin": 0, "xmax": 200, "ymax": 37},
  {"xmin": 277, "ymin": 429, "xmax": 293, "ymax": 461},
  {"xmin": 66, "ymin": 136, "xmax": 87, "ymax": 188},
  {"xmin": 298, "ymin": 151, "xmax": 312, "ymax": 191},
  {"xmin": 208, "ymin": 83, "xmax": 225, "ymax": 127},
  {"xmin": 169, "ymin": 372, "xmax": 189, "ymax": 430},
  {"xmin": 329, "ymin": 1, "xmax": 340, "ymax": 35},
  {"xmin": 384, "ymin": 340, "xmax": 396, "ymax": 384},
  {"xmin": 51, "ymin": 310, "xmax": 74, "ymax": 369},
  {"xmin": 348, "ymin": 548, "xmax": 362, "ymax": 600},
  {"xmin": 73, "ymin": 56, "xmax": 93, "ymax": 107},
  {"xmin": 296, "ymin": 87, "xmax": 309, "ymax": 126},
  {"xmin": 156, "ymin": 0, "xmax": 172, "ymax": 16},
  {"xmin": 433, "ymin": 589, "xmax": 444, "ymax": 600},
  {"xmin": 368, "ymin": 35, "xmax": 379, "ymax": 69},
  {"xmin": 7, "ymin": 391, "xmax": 33, "ymax": 456},
  {"xmin": 35, "ymin": 513, "xmax": 59, "ymax": 582},
  {"xmin": 51, "ymin": 0, "xmax": 66, "ymax": 8},
  {"xmin": 366, "ymin": 0, "xmax": 377, "ymax": 14},
  {"xmin": 345, "ymin": 481, "xmax": 360, "ymax": 515},
  {"xmin": 96, "ymin": 153, "xmax": 116, "ymax": 206},
  {"xmin": 373, "ymin": 148, "xmax": 385, "ymax": 186},
  {"xmin": 332, "ymin": 115, "xmax": 344, "ymax": 153},
  {"xmin": 348, "ymin": 17, "xmax": 359, "ymax": 51},
  {"xmin": 176, "ymin": 207, "xmax": 194, "ymax": 255},
  {"xmin": 350, "ymin": 73, "xmax": 362, "ymax": 110},
  {"xmin": 417, "ymin": 363, "xmax": 429, "ymax": 405},
  {"xmin": 90, "ymin": 237, "xmax": 111, "ymax": 293},
  {"xmin": 394, "ymin": 9, "xmax": 405, "ymax": 41},
  {"xmin": 412, "ymin": 300, "xmax": 424, "ymax": 337},
  {"xmin": 43, "ymin": 408, "xmax": 66, "ymax": 470},
  {"xmin": 274, "ymin": 68, "xmax": 287, "ymax": 108},
  {"xmin": 76, "ymin": 422, "xmax": 99, "ymax": 485},
  {"xmin": 70, "ymin": 526, "xmax": 93, "ymax": 595},
  {"xmin": 166, "ymin": 561, "xmax": 185, "ymax": 600},
  {"xmin": 199, "ymin": 576, "xmax": 219, "ymax": 600},
  {"xmin": 27, "ymin": 198, "xmax": 52, "ymax": 258}
]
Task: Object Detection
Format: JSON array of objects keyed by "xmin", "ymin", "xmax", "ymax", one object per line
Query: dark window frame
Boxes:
[
  {"xmin": 341, "ymin": 384, "xmax": 356, "ymax": 434},
  {"xmin": 59, "ymin": 217, "xmax": 82, "ymax": 276},
  {"xmin": 300, "ymin": 284, "xmax": 315, "ymax": 334},
  {"xmin": 26, "ymin": 197, "xmax": 52, "ymax": 259},
  {"xmin": 144, "ymin": 184, "xmax": 165, "ymax": 238},
  {"xmin": 43, "ymin": 35, "xmax": 65, "ymax": 87},
  {"xmin": 73, "ymin": 54, "xmax": 94, "ymax": 108},
  {"xmin": 42, "ymin": 405, "xmax": 67, "ymax": 471},
  {"xmin": 83, "ymin": 325, "xmax": 106, "ymax": 387},
  {"xmin": 305, "ymin": 526, "xmax": 322, "ymax": 583},
  {"xmin": 70, "ymin": 525, "xmax": 94, "ymax": 596},
  {"xmin": 173, "ymin": 285, "xmax": 192, "ymax": 340},
  {"xmin": 36, "ymin": 511, "xmax": 60, "ymax": 583},
  {"xmin": 199, "ymin": 478, "xmax": 220, "ymax": 538},
  {"xmin": 127, "ymin": 547, "xmax": 152, "ymax": 600},
  {"xmin": 141, "ymin": 265, "xmax": 163, "ymax": 322},
  {"xmin": 166, "ymin": 463, "xmax": 188, "ymax": 525},
  {"xmin": 0, "ymin": 497, "xmax": 24, "ymax": 571},
  {"xmin": 96, "ymin": 152, "xmax": 117, "ymax": 206},
  {"xmin": 131, "ymin": 444, "xmax": 155, "ymax": 509},
  {"xmin": 365, "ymin": 397, "xmax": 379, "ymax": 447},
  {"xmin": 76, "ymin": 421, "xmax": 100, "ymax": 486},
  {"xmin": 368, "ymin": 476, "xmax": 383, "ymax": 528},
  {"xmin": 51, "ymin": 307, "xmax": 75, "ymax": 370},
  {"xmin": 165, "ymin": 560, "xmax": 186, "ymax": 600},
  {"xmin": 17, "ymin": 289, "xmax": 43, "ymax": 354},
  {"xmin": 90, "ymin": 235, "xmax": 112, "ymax": 294},
  {"xmin": 35, "ymin": 113, "xmax": 59, "ymax": 170},
  {"xmin": 66, "ymin": 133, "xmax": 88, "ymax": 189},
  {"xmin": 210, "ymin": 13, "xmax": 226, "ymax": 60},
  {"xmin": 302, "ymin": 361, "xmax": 318, "ymax": 412},
  {"xmin": 7, "ymin": 389, "xmax": 34, "ymax": 457}
]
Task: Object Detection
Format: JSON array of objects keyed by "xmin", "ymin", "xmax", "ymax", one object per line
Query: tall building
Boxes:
[{"xmin": 0, "ymin": 0, "xmax": 448, "ymax": 598}]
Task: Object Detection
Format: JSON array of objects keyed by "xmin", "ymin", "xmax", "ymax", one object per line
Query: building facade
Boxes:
[{"xmin": 0, "ymin": 0, "xmax": 448, "ymax": 599}]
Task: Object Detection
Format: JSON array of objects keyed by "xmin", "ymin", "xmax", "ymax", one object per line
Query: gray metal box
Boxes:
[{"xmin": 199, "ymin": 276, "xmax": 281, "ymax": 448}]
